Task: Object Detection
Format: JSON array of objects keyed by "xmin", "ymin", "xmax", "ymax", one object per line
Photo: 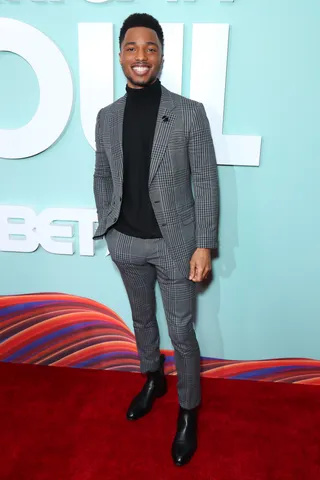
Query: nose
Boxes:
[{"xmin": 135, "ymin": 47, "xmax": 147, "ymax": 62}]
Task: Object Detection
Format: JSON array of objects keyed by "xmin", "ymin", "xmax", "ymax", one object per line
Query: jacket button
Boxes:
[
  {"xmin": 120, "ymin": 197, "xmax": 122, "ymax": 201},
  {"xmin": 161, "ymin": 223, "xmax": 167, "ymax": 226},
  {"xmin": 154, "ymin": 200, "xmax": 160, "ymax": 204}
]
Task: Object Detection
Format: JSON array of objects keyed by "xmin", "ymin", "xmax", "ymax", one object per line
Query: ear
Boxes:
[{"xmin": 119, "ymin": 51, "xmax": 122, "ymax": 65}]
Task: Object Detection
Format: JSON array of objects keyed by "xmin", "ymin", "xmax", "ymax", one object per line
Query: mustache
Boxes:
[{"xmin": 131, "ymin": 63, "xmax": 151, "ymax": 67}]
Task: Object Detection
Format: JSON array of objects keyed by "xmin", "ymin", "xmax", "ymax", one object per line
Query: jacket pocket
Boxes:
[{"xmin": 179, "ymin": 206, "xmax": 195, "ymax": 226}]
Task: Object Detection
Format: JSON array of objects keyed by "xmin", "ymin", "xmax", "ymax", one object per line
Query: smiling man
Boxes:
[{"xmin": 93, "ymin": 13, "xmax": 219, "ymax": 466}]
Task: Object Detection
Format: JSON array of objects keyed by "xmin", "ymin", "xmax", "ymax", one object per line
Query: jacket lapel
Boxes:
[
  {"xmin": 112, "ymin": 95, "xmax": 126, "ymax": 184},
  {"xmin": 149, "ymin": 86, "xmax": 175, "ymax": 186}
]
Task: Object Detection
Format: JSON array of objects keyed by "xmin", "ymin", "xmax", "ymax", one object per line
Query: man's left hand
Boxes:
[{"xmin": 189, "ymin": 248, "xmax": 212, "ymax": 282}]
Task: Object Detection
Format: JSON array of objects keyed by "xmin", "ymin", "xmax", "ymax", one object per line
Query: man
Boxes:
[{"xmin": 93, "ymin": 13, "xmax": 219, "ymax": 466}]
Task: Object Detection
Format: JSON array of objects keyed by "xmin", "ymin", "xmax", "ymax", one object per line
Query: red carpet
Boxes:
[{"xmin": 1, "ymin": 362, "xmax": 320, "ymax": 480}]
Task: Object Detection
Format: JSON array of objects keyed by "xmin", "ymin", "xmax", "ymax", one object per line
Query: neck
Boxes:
[
  {"xmin": 126, "ymin": 78, "xmax": 159, "ymax": 90},
  {"xmin": 127, "ymin": 84, "xmax": 144, "ymax": 90},
  {"xmin": 125, "ymin": 78, "xmax": 161, "ymax": 97}
]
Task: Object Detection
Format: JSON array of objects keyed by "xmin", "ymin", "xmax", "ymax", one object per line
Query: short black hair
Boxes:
[{"xmin": 119, "ymin": 13, "xmax": 164, "ymax": 50}]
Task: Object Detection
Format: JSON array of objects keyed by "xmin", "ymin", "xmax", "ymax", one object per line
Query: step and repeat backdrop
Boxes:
[{"xmin": 1, "ymin": 0, "xmax": 320, "ymax": 382}]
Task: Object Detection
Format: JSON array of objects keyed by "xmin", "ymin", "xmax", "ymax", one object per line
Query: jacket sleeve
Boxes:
[
  {"xmin": 93, "ymin": 109, "xmax": 113, "ymax": 223},
  {"xmin": 188, "ymin": 102, "xmax": 219, "ymax": 249}
]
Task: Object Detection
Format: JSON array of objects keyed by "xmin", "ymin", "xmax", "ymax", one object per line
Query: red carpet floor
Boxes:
[{"xmin": 1, "ymin": 362, "xmax": 320, "ymax": 480}]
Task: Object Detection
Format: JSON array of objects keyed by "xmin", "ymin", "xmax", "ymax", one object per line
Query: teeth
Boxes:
[{"xmin": 133, "ymin": 66, "xmax": 149, "ymax": 73}]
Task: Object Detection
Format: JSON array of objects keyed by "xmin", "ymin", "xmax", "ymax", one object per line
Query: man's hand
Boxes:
[{"xmin": 189, "ymin": 248, "xmax": 212, "ymax": 282}]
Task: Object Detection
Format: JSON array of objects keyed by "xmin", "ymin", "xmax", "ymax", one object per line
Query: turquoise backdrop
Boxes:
[{"xmin": 1, "ymin": 0, "xmax": 319, "ymax": 363}]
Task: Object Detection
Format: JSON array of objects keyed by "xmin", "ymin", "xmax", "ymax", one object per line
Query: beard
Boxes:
[{"xmin": 125, "ymin": 72, "xmax": 158, "ymax": 88}]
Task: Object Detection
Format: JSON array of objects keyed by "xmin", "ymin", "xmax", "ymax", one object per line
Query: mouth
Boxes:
[{"xmin": 131, "ymin": 64, "xmax": 151, "ymax": 76}]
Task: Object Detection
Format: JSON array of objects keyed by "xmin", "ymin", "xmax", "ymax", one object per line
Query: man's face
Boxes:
[{"xmin": 119, "ymin": 26, "xmax": 163, "ymax": 89}]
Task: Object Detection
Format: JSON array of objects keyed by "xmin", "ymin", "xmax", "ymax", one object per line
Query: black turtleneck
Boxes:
[{"xmin": 114, "ymin": 79, "xmax": 162, "ymax": 239}]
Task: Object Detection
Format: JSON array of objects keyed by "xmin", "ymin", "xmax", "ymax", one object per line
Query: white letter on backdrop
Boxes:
[
  {"xmin": 37, "ymin": 208, "xmax": 98, "ymax": 256},
  {"xmin": 78, "ymin": 23, "xmax": 114, "ymax": 149},
  {"xmin": 36, "ymin": 209, "xmax": 75, "ymax": 256},
  {"xmin": 0, "ymin": 18, "xmax": 73, "ymax": 159},
  {"xmin": 190, "ymin": 24, "xmax": 261, "ymax": 166},
  {"xmin": 159, "ymin": 23, "xmax": 184, "ymax": 95},
  {"xmin": 0, "ymin": 206, "xmax": 39, "ymax": 253}
]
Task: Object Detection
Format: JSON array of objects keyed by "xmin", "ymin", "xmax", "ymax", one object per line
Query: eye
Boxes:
[
  {"xmin": 148, "ymin": 48, "xmax": 156, "ymax": 53},
  {"xmin": 126, "ymin": 47, "xmax": 135, "ymax": 52}
]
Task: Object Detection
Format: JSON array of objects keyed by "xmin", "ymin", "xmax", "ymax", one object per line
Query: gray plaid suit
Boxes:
[{"xmin": 93, "ymin": 85, "xmax": 219, "ymax": 409}]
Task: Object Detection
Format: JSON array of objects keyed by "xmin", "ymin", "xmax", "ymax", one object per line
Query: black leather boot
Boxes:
[
  {"xmin": 126, "ymin": 354, "xmax": 167, "ymax": 420},
  {"xmin": 171, "ymin": 406, "xmax": 198, "ymax": 466}
]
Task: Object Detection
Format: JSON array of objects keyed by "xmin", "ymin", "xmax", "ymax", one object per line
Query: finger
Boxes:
[
  {"xmin": 203, "ymin": 269, "xmax": 210, "ymax": 280},
  {"xmin": 195, "ymin": 267, "xmax": 204, "ymax": 282},
  {"xmin": 200, "ymin": 266, "xmax": 211, "ymax": 282},
  {"xmin": 189, "ymin": 262, "xmax": 196, "ymax": 281}
]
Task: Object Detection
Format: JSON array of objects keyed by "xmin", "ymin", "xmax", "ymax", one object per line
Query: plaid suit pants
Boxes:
[{"xmin": 106, "ymin": 228, "xmax": 201, "ymax": 409}]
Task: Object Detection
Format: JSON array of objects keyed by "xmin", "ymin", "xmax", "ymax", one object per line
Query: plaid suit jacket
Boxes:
[{"xmin": 93, "ymin": 85, "xmax": 219, "ymax": 278}]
